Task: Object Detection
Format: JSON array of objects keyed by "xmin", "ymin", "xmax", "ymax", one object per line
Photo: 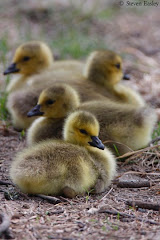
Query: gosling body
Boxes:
[{"xmin": 79, "ymin": 100, "xmax": 157, "ymax": 154}]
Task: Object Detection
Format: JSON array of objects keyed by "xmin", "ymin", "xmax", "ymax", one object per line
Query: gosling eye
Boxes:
[
  {"xmin": 79, "ymin": 129, "xmax": 88, "ymax": 135},
  {"xmin": 115, "ymin": 63, "xmax": 121, "ymax": 69},
  {"xmin": 46, "ymin": 99, "xmax": 55, "ymax": 105},
  {"xmin": 23, "ymin": 56, "xmax": 30, "ymax": 62}
]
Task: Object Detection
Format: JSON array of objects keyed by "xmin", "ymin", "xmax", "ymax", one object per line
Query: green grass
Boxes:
[
  {"xmin": 113, "ymin": 144, "xmax": 120, "ymax": 157},
  {"xmin": 104, "ymin": 216, "xmax": 119, "ymax": 231},
  {"xmin": 152, "ymin": 122, "xmax": 160, "ymax": 143},
  {"xmin": 0, "ymin": 36, "xmax": 9, "ymax": 66},
  {"xmin": 97, "ymin": 8, "xmax": 116, "ymax": 19},
  {"xmin": 0, "ymin": 37, "xmax": 10, "ymax": 121},
  {"xmin": 0, "ymin": 91, "xmax": 8, "ymax": 121},
  {"xmin": 50, "ymin": 30, "xmax": 106, "ymax": 59}
]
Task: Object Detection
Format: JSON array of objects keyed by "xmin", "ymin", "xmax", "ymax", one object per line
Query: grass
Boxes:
[
  {"xmin": 104, "ymin": 217, "xmax": 119, "ymax": 231},
  {"xmin": 152, "ymin": 122, "xmax": 160, "ymax": 143},
  {"xmin": 0, "ymin": 91, "xmax": 8, "ymax": 121},
  {"xmin": 51, "ymin": 30, "xmax": 106, "ymax": 59},
  {"xmin": 0, "ymin": 36, "xmax": 9, "ymax": 67},
  {"xmin": 113, "ymin": 144, "xmax": 120, "ymax": 157},
  {"xmin": 0, "ymin": 37, "xmax": 10, "ymax": 121},
  {"xmin": 85, "ymin": 188, "xmax": 94, "ymax": 203}
]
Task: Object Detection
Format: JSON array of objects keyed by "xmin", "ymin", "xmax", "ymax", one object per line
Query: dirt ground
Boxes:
[{"xmin": 0, "ymin": 1, "xmax": 160, "ymax": 240}]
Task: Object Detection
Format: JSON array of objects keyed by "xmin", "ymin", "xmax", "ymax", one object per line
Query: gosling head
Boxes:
[
  {"xmin": 83, "ymin": 50, "xmax": 130, "ymax": 86},
  {"xmin": 63, "ymin": 110, "xmax": 104, "ymax": 150},
  {"xmin": 27, "ymin": 84, "xmax": 80, "ymax": 119},
  {"xmin": 4, "ymin": 41, "xmax": 53, "ymax": 76}
]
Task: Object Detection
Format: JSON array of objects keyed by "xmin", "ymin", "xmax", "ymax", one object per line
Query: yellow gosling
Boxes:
[
  {"xmin": 4, "ymin": 41, "xmax": 84, "ymax": 93},
  {"xmin": 10, "ymin": 111, "xmax": 116, "ymax": 197},
  {"xmin": 27, "ymin": 84, "xmax": 80, "ymax": 146},
  {"xmin": 83, "ymin": 50, "xmax": 145, "ymax": 107},
  {"xmin": 79, "ymin": 100, "xmax": 157, "ymax": 155},
  {"xmin": 4, "ymin": 41, "xmax": 53, "ymax": 93}
]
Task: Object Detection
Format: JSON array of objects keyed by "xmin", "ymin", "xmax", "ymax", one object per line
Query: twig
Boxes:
[
  {"xmin": 98, "ymin": 209, "xmax": 159, "ymax": 225},
  {"xmin": 100, "ymin": 187, "xmax": 113, "ymax": 201},
  {"xmin": 59, "ymin": 196, "xmax": 72, "ymax": 204},
  {"xmin": 116, "ymin": 144, "xmax": 160, "ymax": 160},
  {"xmin": 47, "ymin": 237, "xmax": 76, "ymax": 240},
  {"xmin": 117, "ymin": 179, "xmax": 151, "ymax": 188},
  {"xmin": 103, "ymin": 140, "xmax": 133, "ymax": 152},
  {"xmin": 126, "ymin": 200, "xmax": 160, "ymax": 211},
  {"xmin": 120, "ymin": 171, "xmax": 160, "ymax": 176},
  {"xmin": 0, "ymin": 213, "xmax": 13, "ymax": 239},
  {"xmin": 0, "ymin": 180, "xmax": 15, "ymax": 187},
  {"xmin": 35, "ymin": 194, "xmax": 62, "ymax": 204},
  {"xmin": 47, "ymin": 209, "xmax": 64, "ymax": 215}
]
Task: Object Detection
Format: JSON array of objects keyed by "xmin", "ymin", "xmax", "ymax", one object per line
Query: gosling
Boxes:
[
  {"xmin": 79, "ymin": 100, "xmax": 157, "ymax": 155},
  {"xmin": 4, "ymin": 40, "xmax": 84, "ymax": 93},
  {"xmin": 10, "ymin": 111, "xmax": 116, "ymax": 197},
  {"xmin": 27, "ymin": 84, "xmax": 80, "ymax": 146}
]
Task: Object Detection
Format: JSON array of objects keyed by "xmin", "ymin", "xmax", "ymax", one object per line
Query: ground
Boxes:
[{"xmin": 0, "ymin": 1, "xmax": 160, "ymax": 240}]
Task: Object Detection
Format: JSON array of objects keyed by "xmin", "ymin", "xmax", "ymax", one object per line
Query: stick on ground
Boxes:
[
  {"xmin": 0, "ymin": 180, "xmax": 15, "ymax": 187},
  {"xmin": 126, "ymin": 200, "xmax": 160, "ymax": 211},
  {"xmin": 35, "ymin": 194, "xmax": 62, "ymax": 204},
  {"xmin": 117, "ymin": 179, "xmax": 151, "ymax": 188}
]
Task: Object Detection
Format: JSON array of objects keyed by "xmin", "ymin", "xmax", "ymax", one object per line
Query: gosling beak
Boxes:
[
  {"xmin": 3, "ymin": 63, "xmax": 20, "ymax": 75},
  {"xmin": 88, "ymin": 136, "xmax": 105, "ymax": 150},
  {"xmin": 123, "ymin": 73, "xmax": 130, "ymax": 80},
  {"xmin": 27, "ymin": 104, "xmax": 44, "ymax": 117}
]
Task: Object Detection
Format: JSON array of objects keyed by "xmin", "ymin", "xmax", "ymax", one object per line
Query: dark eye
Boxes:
[
  {"xmin": 23, "ymin": 56, "xmax": 30, "ymax": 62},
  {"xmin": 79, "ymin": 129, "xmax": 87, "ymax": 135},
  {"xmin": 46, "ymin": 99, "xmax": 55, "ymax": 105},
  {"xmin": 115, "ymin": 63, "xmax": 121, "ymax": 69}
]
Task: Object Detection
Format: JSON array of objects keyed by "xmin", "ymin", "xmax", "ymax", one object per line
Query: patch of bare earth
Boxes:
[
  {"xmin": 0, "ymin": 2, "xmax": 160, "ymax": 240},
  {"xmin": 0, "ymin": 126, "xmax": 160, "ymax": 239}
]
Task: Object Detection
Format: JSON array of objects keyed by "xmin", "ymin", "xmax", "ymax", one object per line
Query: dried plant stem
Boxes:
[{"xmin": 116, "ymin": 144, "xmax": 160, "ymax": 160}]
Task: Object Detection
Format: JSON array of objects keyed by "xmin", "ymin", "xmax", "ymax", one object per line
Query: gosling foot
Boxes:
[{"xmin": 62, "ymin": 186, "xmax": 76, "ymax": 198}]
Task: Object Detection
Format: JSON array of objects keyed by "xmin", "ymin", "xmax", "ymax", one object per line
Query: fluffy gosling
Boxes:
[
  {"xmin": 4, "ymin": 41, "xmax": 84, "ymax": 93},
  {"xmin": 79, "ymin": 100, "xmax": 157, "ymax": 155},
  {"xmin": 27, "ymin": 84, "xmax": 80, "ymax": 146},
  {"xmin": 10, "ymin": 111, "xmax": 116, "ymax": 197}
]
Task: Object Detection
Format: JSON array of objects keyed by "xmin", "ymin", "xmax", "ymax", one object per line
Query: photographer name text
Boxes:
[{"xmin": 122, "ymin": 1, "xmax": 159, "ymax": 7}]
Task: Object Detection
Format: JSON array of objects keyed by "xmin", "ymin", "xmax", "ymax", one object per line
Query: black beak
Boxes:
[
  {"xmin": 3, "ymin": 63, "xmax": 20, "ymax": 75},
  {"xmin": 88, "ymin": 136, "xmax": 105, "ymax": 150},
  {"xmin": 27, "ymin": 104, "xmax": 44, "ymax": 117},
  {"xmin": 123, "ymin": 73, "xmax": 130, "ymax": 80}
]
